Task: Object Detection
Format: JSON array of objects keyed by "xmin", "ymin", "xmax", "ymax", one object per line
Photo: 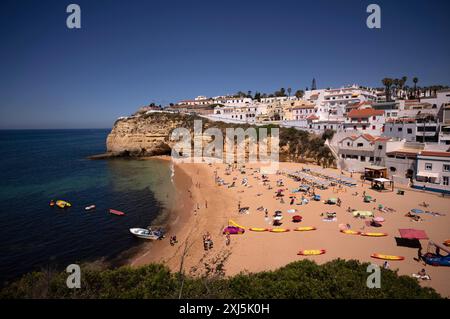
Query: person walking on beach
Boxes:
[
  {"xmin": 225, "ymin": 233, "xmax": 231, "ymax": 246},
  {"xmin": 238, "ymin": 201, "xmax": 241, "ymax": 211}
]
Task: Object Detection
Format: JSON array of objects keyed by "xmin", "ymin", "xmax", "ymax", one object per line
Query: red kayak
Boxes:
[{"xmin": 109, "ymin": 209, "xmax": 125, "ymax": 216}]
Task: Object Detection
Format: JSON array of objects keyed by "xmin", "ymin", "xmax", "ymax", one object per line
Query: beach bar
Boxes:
[{"xmin": 363, "ymin": 165, "xmax": 388, "ymax": 180}]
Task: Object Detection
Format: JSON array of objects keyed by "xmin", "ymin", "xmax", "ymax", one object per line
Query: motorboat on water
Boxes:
[
  {"xmin": 129, "ymin": 227, "xmax": 165, "ymax": 240},
  {"xmin": 85, "ymin": 205, "xmax": 96, "ymax": 211}
]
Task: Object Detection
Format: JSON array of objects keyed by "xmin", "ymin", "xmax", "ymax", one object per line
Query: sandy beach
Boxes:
[{"xmin": 131, "ymin": 157, "xmax": 450, "ymax": 297}]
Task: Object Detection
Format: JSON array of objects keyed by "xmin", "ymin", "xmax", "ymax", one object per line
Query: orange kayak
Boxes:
[
  {"xmin": 294, "ymin": 226, "xmax": 316, "ymax": 231},
  {"xmin": 371, "ymin": 253, "xmax": 405, "ymax": 261},
  {"xmin": 249, "ymin": 228, "xmax": 269, "ymax": 232},
  {"xmin": 269, "ymin": 228, "xmax": 290, "ymax": 233},
  {"xmin": 340, "ymin": 229, "xmax": 361, "ymax": 235},
  {"xmin": 298, "ymin": 249, "xmax": 326, "ymax": 256},
  {"xmin": 361, "ymin": 232, "xmax": 387, "ymax": 237},
  {"xmin": 443, "ymin": 240, "xmax": 450, "ymax": 247}
]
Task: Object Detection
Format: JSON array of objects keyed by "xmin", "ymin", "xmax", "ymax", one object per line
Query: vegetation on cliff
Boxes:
[{"xmin": 1, "ymin": 259, "xmax": 440, "ymax": 299}]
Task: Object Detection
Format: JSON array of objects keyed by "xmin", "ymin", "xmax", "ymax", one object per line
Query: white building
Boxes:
[
  {"xmin": 210, "ymin": 103, "xmax": 260, "ymax": 123},
  {"xmin": 343, "ymin": 108, "xmax": 385, "ymax": 134},
  {"xmin": 413, "ymin": 151, "xmax": 450, "ymax": 194}
]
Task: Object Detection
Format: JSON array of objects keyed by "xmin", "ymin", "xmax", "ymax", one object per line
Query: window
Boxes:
[
  {"xmin": 444, "ymin": 165, "xmax": 450, "ymax": 172},
  {"xmin": 389, "ymin": 127, "xmax": 392, "ymax": 132},
  {"xmin": 360, "ymin": 156, "xmax": 366, "ymax": 162},
  {"xmin": 407, "ymin": 128, "xmax": 413, "ymax": 134},
  {"xmin": 425, "ymin": 163, "xmax": 432, "ymax": 171},
  {"xmin": 362, "ymin": 125, "xmax": 366, "ymax": 130},
  {"xmin": 378, "ymin": 145, "xmax": 383, "ymax": 150},
  {"xmin": 372, "ymin": 125, "xmax": 376, "ymax": 130},
  {"xmin": 444, "ymin": 176, "xmax": 449, "ymax": 186},
  {"xmin": 357, "ymin": 143, "xmax": 363, "ymax": 147},
  {"xmin": 390, "ymin": 167, "xmax": 397, "ymax": 172},
  {"xmin": 373, "ymin": 116, "xmax": 376, "ymax": 120},
  {"xmin": 398, "ymin": 127, "xmax": 403, "ymax": 132}
]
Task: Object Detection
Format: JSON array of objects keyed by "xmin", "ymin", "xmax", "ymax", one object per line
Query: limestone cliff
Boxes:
[{"xmin": 106, "ymin": 112, "xmax": 195, "ymax": 157}]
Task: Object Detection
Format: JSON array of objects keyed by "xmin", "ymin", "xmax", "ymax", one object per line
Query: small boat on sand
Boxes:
[
  {"xmin": 109, "ymin": 209, "xmax": 125, "ymax": 216},
  {"xmin": 85, "ymin": 205, "xmax": 96, "ymax": 211},
  {"xmin": 129, "ymin": 228, "xmax": 164, "ymax": 240}
]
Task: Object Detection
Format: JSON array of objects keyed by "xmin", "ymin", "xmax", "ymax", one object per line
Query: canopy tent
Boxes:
[
  {"xmin": 371, "ymin": 177, "xmax": 394, "ymax": 192},
  {"xmin": 399, "ymin": 228, "xmax": 429, "ymax": 240}
]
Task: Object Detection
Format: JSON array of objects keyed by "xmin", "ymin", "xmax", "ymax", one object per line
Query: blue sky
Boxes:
[{"xmin": 1, "ymin": 0, "xmax": 449, "ymax": 129}]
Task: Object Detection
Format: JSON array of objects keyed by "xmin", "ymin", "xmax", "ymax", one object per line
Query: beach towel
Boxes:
[{"xmin": 399, "ymin": 228, "xmax": 429, "ymax": 240}]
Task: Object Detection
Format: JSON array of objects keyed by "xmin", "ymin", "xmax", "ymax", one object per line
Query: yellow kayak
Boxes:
[
  {"xmin": 371, "ymin": 253, "xmax": 405, "ymax": 261},
  {"xmin": 294, "ymin": 226, "xmax": 316, "ymax": 231},
  {"xmin": 269, "ymin": 228, "xmax": 290, "ymax": 233},
  {"xmin": 298, "ymin": 249, "xmax": 326, "ymax": 256},
  {"xmin": 340, "ymin": 229, "xmax": 361, "ymax": 235},
  {"xmin": 249, "ymin": 227, "xmax": 269, "ymax": 232},
  {"xmin": 361, "ymin": 232, "xmax": 388, "ymax": 237},
  {"xmin": 228, "ymin": 219, "xmax": 246, "ymax": 229},
  {"xmin": 56, "ymin": 200, "xmax": 71, "ymax": 209}
]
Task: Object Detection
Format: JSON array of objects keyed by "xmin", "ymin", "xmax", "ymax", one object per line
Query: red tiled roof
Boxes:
[
  {"xmin": 347, "ymin": 108, "xmax": 384, "ymax": 118},
  {"xmin": 419, "ymin": 151, "xmax": 450, "ymax": 158},
  {"xmin": 307, "ymin": 115, "xmax": 319, "ymax": 120}
]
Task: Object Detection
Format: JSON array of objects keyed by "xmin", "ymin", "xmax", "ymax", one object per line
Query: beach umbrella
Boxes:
[
  {"xmin": 411, "ymin": 208, "xmax": 424, "ymax": 214},
  {"xmin": 292, "ymin": 215, "xmax": 303, "ymax": 222}
]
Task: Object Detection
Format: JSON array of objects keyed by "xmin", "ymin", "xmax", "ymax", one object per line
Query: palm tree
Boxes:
[
  {"xmin": 382, "ymin": 78, "xmax": 393, "ymax": 101},
  {"xmin": 393, "ymin": 79, "xmax": 399, "ymax": 98},
  {"xmin": 413, "ymin": 77, "xmax": 419, "ymax": 98}
]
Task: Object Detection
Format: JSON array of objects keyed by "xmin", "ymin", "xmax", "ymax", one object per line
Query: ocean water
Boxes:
[{"xmin": 0, "ymin": 129, "xmax": 175, "ymax": 284}]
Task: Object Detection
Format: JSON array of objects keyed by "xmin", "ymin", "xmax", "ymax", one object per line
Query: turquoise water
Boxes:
[{"xmin": 0, "ymin": 130, "xmax": 175, "ymax": 284}]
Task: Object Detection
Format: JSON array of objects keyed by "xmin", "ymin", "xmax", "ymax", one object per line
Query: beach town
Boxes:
[{"xmin": 122, "ymin": 81, "xmax": 450, "ymax": 297}]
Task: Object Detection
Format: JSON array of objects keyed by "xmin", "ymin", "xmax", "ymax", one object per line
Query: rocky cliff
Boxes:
[
  {"xmin": 103, "ymin": 111, "xmax": 335, "ymax": 166},
  {"xmin": 106, "ymin": 112, "xmax": 195, "ymax": 157}
]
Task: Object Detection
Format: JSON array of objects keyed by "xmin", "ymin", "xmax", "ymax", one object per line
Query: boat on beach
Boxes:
[{"xmin": 129, "ymin": 228, "xmax": 165, "ymax": 240}]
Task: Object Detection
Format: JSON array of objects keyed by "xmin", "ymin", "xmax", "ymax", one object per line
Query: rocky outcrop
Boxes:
[{"xmin": 106, "ymin": 112, "xmax": 195, "ymax": 157}]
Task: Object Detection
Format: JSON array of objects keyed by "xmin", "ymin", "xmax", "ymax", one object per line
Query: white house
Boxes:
[
  {"xmin": 343, "ymin": 108, "xmax": 385, "ymax": 134},
  {"xmin": 413, "ymin": 151, "xmax": 450, "ymax": 194}
]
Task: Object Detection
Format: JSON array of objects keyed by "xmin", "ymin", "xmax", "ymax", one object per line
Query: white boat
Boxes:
[
  {"xmin": 129, "ymin": 228, "xmax": 163, "ymax": 240},
  {"xmin": 85, "ymin": 205, "xmax": 96, "ymax": 211}
]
